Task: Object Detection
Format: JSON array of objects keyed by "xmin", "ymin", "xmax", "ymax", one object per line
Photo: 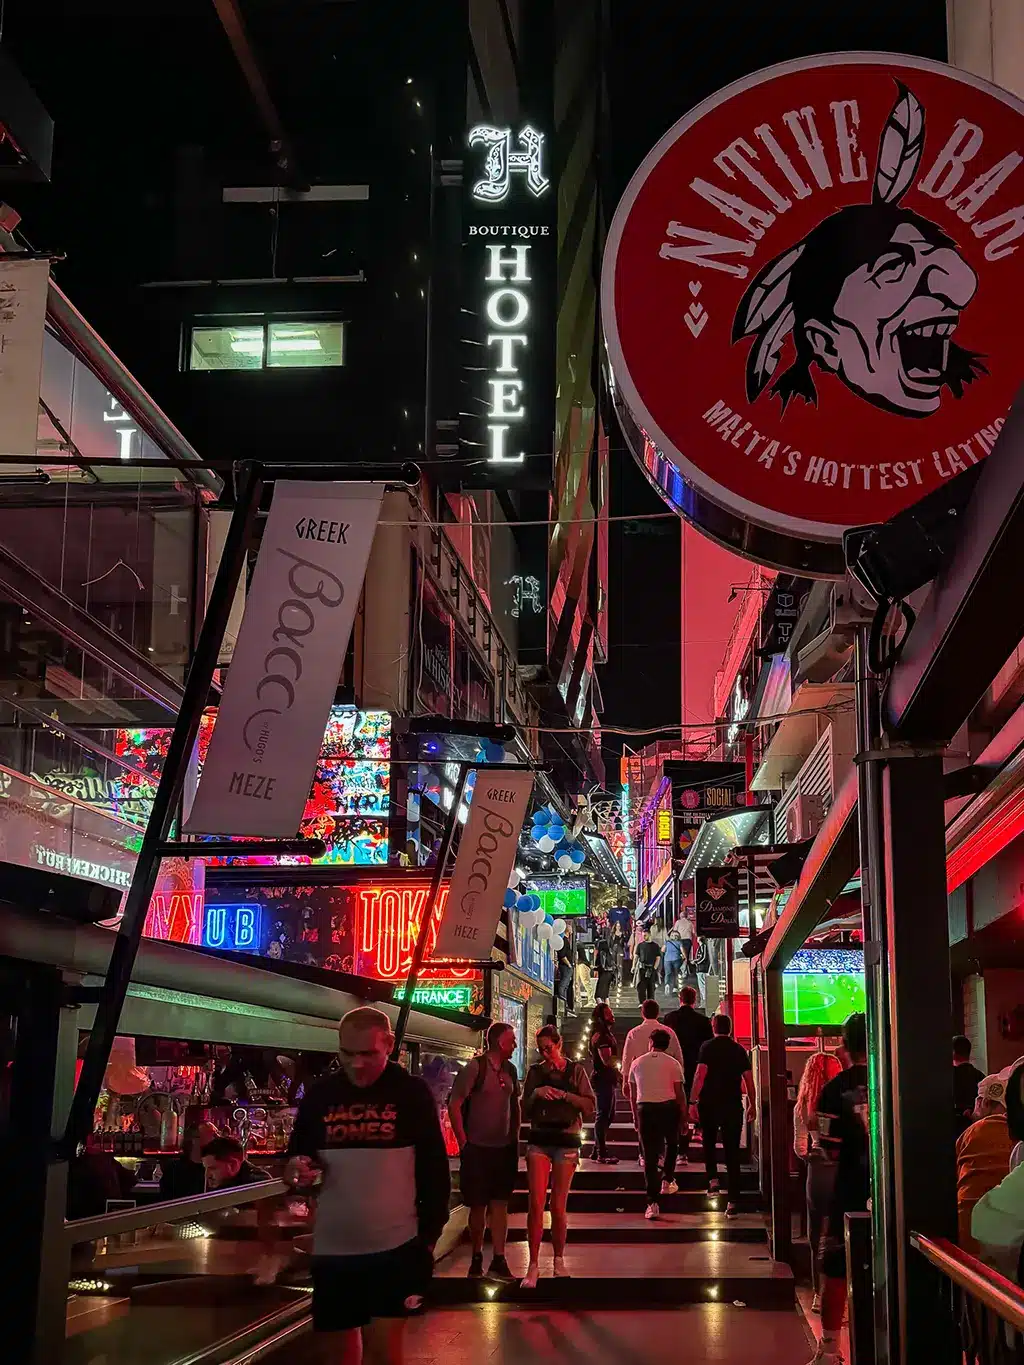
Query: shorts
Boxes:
[
  {"xmin": 310, "ymin": 1238, "xmax": 433, "ymax": 1332},
  {"xmin": 460, "ymin": 1142, "xmax": 517, "ymax": 1206},
  {"xmin": 527, "ymin": 1144, "xmax": 580, "ymax": 1165}
]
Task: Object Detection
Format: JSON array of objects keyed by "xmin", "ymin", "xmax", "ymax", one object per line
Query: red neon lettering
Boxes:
[
  {"xmin": 356, "ymin": 883, "xmax": 472, "ymax": 981},
  {"xmin": 144, "ymin": 891, "xmax": 205, "ymax": 945}
]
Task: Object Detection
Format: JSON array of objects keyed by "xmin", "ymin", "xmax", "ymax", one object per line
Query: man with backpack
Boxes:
[{"xmin": 448, "ymin": 1020, "xmax": 521, "ymax": 1281}]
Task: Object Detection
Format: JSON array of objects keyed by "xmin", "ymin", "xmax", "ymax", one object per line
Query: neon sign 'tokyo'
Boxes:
[{"xmin": 356, "ymin": 883, "xmax": 475, "ymax": 981}]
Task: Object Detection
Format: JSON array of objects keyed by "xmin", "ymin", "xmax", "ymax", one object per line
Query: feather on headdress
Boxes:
[{"xmin": 733, "ymin": 82, "xmax": 929, "ymax": 407}]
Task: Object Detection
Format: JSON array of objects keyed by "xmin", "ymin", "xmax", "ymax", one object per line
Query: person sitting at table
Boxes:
[
  {"xmin": 201, "ymin": 1135, "xmax": 272, "ymax": 1190},
  {"xmin": 159, "ymin": 1121, "xmax": 221, "ymax": 1200}
]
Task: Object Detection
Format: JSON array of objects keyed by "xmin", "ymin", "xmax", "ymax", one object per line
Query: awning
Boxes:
[
  {"xmin": 761, "ymin": 766, "xmax": 860, "ymax": 972},
  {"xmin": 0, "ymin": 905, "xmax": 480, "ymax": 1051},
  {"xmin": 753, "ymin": 682, "xmax": 853, "ymax": 791}
]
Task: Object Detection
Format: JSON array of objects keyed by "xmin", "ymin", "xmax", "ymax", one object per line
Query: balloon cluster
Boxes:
[
  {"xmin": 503, "ymin": 865, "xmax": 566, "ymax": 951},
  {"xmin": 530, "ymin": 805, "xmax": 587, "ymax": 873},
  {"xmin": 465, "ymin": 741, "xmax": 505, "ymax": 798}
]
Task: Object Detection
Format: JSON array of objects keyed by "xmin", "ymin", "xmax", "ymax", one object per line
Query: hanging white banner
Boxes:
[
  {"xmin": 432, "ymin": 768, "xmax": 534, "ymax": 961},
  {"xmin": 184, "ymin": 481, "xmax": 384, "ymax": 837},
  {"xmin": 0, "ymin": 258, "xmax": 49, "ymax": 457}
]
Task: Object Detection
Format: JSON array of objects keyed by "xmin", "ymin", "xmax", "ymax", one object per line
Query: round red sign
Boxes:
[{"xmin": 603, "ymin": 54, "xmax": 1024, "ymax": 556}]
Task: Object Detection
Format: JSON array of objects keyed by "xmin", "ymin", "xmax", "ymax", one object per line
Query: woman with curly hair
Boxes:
[{"xmin": 794, "ymin": 1050, "xmax": 842, "ymax": 1312}]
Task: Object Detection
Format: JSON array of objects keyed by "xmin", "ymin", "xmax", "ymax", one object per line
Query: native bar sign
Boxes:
[{"xmin": 603, "ymin": 54, "xmax": 1024, "ymax": 572}]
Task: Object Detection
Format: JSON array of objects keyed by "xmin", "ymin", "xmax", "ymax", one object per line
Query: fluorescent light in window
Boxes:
[
  {"xmin": 269, "ymin": 339, "xmax": 322, "ymax": 352},
  {"xmin": 230, "ymin": 340, "xmax": 265, "ymax": 355}
]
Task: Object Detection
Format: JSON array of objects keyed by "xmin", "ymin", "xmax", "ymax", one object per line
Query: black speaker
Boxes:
[{"xmin": 0, "ymin": 860, "xmax": 123, "ymax": 924}]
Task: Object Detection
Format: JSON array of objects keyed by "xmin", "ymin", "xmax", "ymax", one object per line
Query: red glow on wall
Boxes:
[
  {"xmin": 355, "ymin": 882, "xmax": 475, "ymax": 982},
  {"xmin": 947, "ymin": 785, "xmax": 1024, "ymax": 894}
]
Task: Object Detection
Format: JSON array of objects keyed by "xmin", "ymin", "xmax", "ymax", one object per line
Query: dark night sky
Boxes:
[{"xmin": 599, "ymin": 0, "xmax": 949, "ymax": 755}]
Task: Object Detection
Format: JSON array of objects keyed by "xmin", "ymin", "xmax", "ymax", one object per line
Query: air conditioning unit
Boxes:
[{"xmin": 786, "ymin": 792, "xmax": 826, "ymax": 844}]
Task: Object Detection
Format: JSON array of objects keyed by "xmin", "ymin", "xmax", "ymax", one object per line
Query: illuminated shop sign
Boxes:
[
  {"xmin": 30, "ymin": 842, "xmax": 133, "ymax": 889},
  {"xmin": 656, "ymin": 808, "xmax": 673, "ymax": 845},
  {"xmin": 468, "ymin": 126, "xmax": 550, "ymax": 203},
  {"xmin": 392, "ymin": 983, "xmax": 473, "ymax": 1009},
  {"xmin": 456, "ymin": 116, "xmax": 556, "ymax": 490},
  {"xmin": 202, "ymin": 902, "xmax": 262, "ymax": 952},
  {"xmin": 355, "ymin": 882, "xmax": 475, "ymax": 981}
]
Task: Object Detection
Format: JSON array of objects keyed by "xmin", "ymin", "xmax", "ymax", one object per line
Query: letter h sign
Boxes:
[{"xmin": 469, "ymin": 125, "xmax": 550, "ymax": 202}]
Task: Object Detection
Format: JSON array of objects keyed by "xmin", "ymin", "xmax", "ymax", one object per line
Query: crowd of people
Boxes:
[{"xmin": 220, "ymin": 991, "xmax": 1024, "ymax": 1365}]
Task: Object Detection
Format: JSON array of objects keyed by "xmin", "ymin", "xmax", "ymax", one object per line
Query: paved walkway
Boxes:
[{"xmin": 276, "ymin": 1304, "xmax": 814, "ymax": 1363}]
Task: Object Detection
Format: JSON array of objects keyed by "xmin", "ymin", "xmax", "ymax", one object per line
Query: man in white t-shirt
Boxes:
[
  {"xmin": 621, "ymin": 1000, "xmax": 685, "ymax": 1083},
  {"xmin": 629, "ymin": 1029, "xmax": 687, "ymax": 1219}
]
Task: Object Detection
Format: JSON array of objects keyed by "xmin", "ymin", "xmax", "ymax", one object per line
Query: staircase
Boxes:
[{"xmin": 439, "ymin": 987, "xmax": 795, "ymax": 1308}]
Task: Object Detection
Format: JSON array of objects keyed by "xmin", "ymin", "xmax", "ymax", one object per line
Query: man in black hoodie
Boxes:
[{"xmin": 286, "ymin": 1007, "xmax": 450, "ymax": 1365}]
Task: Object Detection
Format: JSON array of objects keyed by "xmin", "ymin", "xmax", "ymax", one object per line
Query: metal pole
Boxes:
[
  {"xmin": 855, "ymin": 625, "xmax": 897, "ymax": 1365},
  {"xmin": 391, "ymin": 762, "xmax": 470, "ymax": 1059},
  {"xmin": 62, "ymin": 461, "xmax": 264, "ymax": 1157},
  {"xmin": 765, "ymin": 963, "xmax": 791, "ymax": 1262}
]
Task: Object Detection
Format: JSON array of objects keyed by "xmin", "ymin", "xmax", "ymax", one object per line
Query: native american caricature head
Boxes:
[{"xmin": 733, "ymin": 84, "xmax": 986, "ymax": 418}]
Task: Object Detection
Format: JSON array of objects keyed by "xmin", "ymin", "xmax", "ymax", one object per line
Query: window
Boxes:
[{"xmin": 188, "ymin": 320, "xmax": 345, "ymax": 371}]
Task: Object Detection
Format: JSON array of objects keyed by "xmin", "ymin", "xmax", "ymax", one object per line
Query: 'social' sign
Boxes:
[{"xmin": 603, "ymin": 54, "xmax": 1024, "ymax": 545}]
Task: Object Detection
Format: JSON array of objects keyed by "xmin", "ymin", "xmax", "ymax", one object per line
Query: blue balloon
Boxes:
[
  {"xmin": 531, "ymin": 894, "xmax": 543, "ymax": 912},
  {"xmin": 533, "ymin": 808, "xmax": 552, "ymax": 826},
  {"xmin": 503, "ymin": 888, "xmax": 516, "ymax": 908},
  {"xmin": 484, "ymin": 742, "xmax": 505, "ymax": 763},
  {"xmin": 570, "ymin": 848, "xmax": 586, "ymax": 865},
  {"xmin": 549, "ymin": 825, "xmax": 565, "ymax": 842},
  {"xmin": 516, "ymin": 894, "xmax": 532, "ymax": 912}
]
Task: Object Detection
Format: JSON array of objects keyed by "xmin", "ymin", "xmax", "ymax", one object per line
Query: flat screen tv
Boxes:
[
  {"xmin": 783, "ymin": 948, "xmax": 866, "ymax": 1027},
  {"xmin": 526, "ymin": 876, "xmax": 589, "ymax": 918}
]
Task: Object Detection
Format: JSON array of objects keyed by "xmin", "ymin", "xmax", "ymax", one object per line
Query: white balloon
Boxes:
[
  {"xmin": 552, "ymin": 918, "xmax": 566, "ymax": 934},
  {"xmin": 537, "ymin": 835, "xmax": 557, "ymax": 853},
  {"xmin": 536, "ymin": 922, "xmax": 553, "ymax": 941},
  {"xmin": 550, "ymin": 934, "xmax": 564, "ymax": 951},
  {"xmin": 508, "ymin": 868, "xmax": 522, "ymax": 889},
  {"xmin": 556, "ymin": 854, "xmax": 573, "ymax": 870}
]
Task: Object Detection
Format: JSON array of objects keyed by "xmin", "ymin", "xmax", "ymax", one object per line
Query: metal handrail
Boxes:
[
  {"xmin": 64, "ymin": 1177, "xmax": 289, "ymax": 1242},
  {"xmin": 912, "ymin": 1232, "xmax": 1024, "ymax": 1332}
]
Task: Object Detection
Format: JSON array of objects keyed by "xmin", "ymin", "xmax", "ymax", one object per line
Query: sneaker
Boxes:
[
  {"xmin": 811, "ymin": 1293, "xmax": 821, "ymax": 1314},
  {"xmin": 521, "ymin": 1264, "xmax": 539, "ymax": 1289},
  {"xmin": 645, "ymin": 1202, "xmax": 660, "ymax": 1220},
  {"xmin": 726, "ymin": 1202, "xmax": 739, "ymax": 1217},
  {"xmin": 486, "ymin": 1254, "xmax": 514, "ymax": 1282},
  {"xmin": 661, "ymin": 1179, "xmax": 679, "ymax": 1195},
  {"xmin": 553, "ymin": 1256, "xmax": 571, "ymax": 1278},
  {"xmin": 468, "ymin": 1252, "xmax": 484, "ymax": 1278},
  {"xmin": 603, "ymin": 1155, "xmax": 620, "ymax": 1165}
]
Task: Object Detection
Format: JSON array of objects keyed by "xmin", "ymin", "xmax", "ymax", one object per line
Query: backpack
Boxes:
[{"xmin": 462, "ymin": 1054, "xmax": 519, "ymax": 1130}]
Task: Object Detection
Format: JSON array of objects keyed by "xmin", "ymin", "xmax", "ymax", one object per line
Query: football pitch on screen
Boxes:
[{"xmin": 783, "ymin": 972, "xmax": 867, "ymax": 1026}]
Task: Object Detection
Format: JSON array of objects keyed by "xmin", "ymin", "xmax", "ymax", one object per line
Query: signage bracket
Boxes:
[{"xmin": 60, "ymin": 459, "xmax": 419, "ymax": 1162}]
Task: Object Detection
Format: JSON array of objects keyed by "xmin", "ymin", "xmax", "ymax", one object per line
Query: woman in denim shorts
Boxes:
[{"xmin": 520, "ymin": 1024, "xmax": 596, "ymax": 1288}]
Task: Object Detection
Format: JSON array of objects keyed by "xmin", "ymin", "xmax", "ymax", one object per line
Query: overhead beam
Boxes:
[
  {"xmin": 885, "ymin": 385, "xmax": 1024, "ymax": 745},
  {"xmin": 211, "ymin": 0, "xmax": 310, "ymax": 193}
]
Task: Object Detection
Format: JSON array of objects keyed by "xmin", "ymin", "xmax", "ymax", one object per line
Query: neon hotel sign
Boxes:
[{"xmin": 467, "ymin": 125, "xmax": 550, "ymax": 465}]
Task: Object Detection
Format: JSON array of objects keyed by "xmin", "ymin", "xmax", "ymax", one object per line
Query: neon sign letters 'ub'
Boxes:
[{"xmin": 469, "ymin": 125, "xmax": 550, "ymax": 203}]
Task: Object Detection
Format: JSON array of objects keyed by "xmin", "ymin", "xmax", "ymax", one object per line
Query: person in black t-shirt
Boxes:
[
  {"xmin": 953, "ymin": 1035, "xmax": 986, "ymax": 1138},
  {"xmin": 588, "ymin": 1003, "xmax": 620, "ymax": 1164},
  {"xmin": 814, "ymin": 1012, "xmax": 870, "ymax": 1365},
  {"xmin": 663, "ymin": 986, "xmax": 714, "ymax": 1097},
  {"xmin": 689, "ymin": 1013, "xmax": 754, "ymax": 1213},
  {"xmin": 634, "ymin": 928, "xmax": 661, "ymax": 1006},
  {"xmin": 286, "ymin": 1006, "xmax": 450, "ymax": 1364}
]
